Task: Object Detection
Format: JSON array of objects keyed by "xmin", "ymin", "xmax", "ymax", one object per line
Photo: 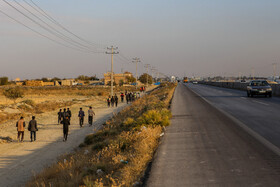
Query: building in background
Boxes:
[{"xmin": 104, "ymin": 72, "xmax": 133, "ymax": 85}]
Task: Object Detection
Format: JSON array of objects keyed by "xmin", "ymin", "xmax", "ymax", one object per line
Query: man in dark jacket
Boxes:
[
  {"xmin": 58, "ymin": 109, "xmax": 62, "ymax": 125},
  {"xmin": 114, "ymin": 94, "xmax": 119, "ymax": 107},
  {"xmin": 62, "ymin": 108, "xmax": 68, "ymax": 120},
  {"xmin": 120, "ymin": 93, "xmax": 124, "ymax": 102},
  {"xmin": 62, "ymin": 116, "xmax": 70, "ymax": 141},
  {"xmin": 28, "ymin": 116, "xmax": 38, "ymax": 142},
  {"xmin": 110, "ymin": 96, "xmax": 115, "ymax": 107},
  {"xmin": 107, "ymin": 96, "xmax": 111, "ymax": 107},
  {"xmin": 67, "ymin": 108, "xmax": 72, "ymax": 123},
  {"xmin": 126, "ymin": 93, "xmax": 129, "ymax": 104},
  {"xmin": 78, "ymin": 108, "xmax": 85, "ymax": 127}
]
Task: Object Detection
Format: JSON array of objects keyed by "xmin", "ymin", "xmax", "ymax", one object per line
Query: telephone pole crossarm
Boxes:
[
  {"xmin": 106, "ymin": 46, "xmax": 119, "ymax": 97},
  {"xmin": 132, "ymin": 57, "xmax": 141, "ymax": 88}
]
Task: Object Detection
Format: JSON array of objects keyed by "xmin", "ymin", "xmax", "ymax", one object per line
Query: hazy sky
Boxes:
[{"xmin": 1, "ymin": 0, "xmax": 280, "ymax": 80}]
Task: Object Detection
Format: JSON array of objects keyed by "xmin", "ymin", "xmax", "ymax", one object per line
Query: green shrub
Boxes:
[
  {"xmin": 137, "ymin": 109, "xmax": 172, "ymax": 127},
  {"xmin": 3, "ymin": 87, "xmax": 24, "ymax": 103}
]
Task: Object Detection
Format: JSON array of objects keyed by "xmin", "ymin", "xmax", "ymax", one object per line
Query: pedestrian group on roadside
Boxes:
[
  {"xmin": 16, "ymin": 106, "xmax": 95, "ymax": 143},
  {"xmin": 15, "ymin": 89, "xmax": 145, "ymax": 143}
]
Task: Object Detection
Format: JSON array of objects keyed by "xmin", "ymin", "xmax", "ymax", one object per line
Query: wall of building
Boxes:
[{"xmin": 104, "ymin": 72, "xmax": 133, "ymax": 85}]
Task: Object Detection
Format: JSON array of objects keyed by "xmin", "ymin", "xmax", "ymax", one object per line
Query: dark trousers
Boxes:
[
  {"xmin": 121, "ymin": 98, "xmax": 124, "ymax": 102},
  {"xmin": 18, "ymin": 131, "xmax": 24, "ymax": 141},
  {"xmin": 79, "ymin": 117, "xmax": 84, "ymax": 127},
  {"xmin": 88, "ymin": 116, "xmax": 93, "ymax": 126},
  {"xmin": 63, "ymin": 130, "xmax": 68, "ymax": 141},
  {"xmin": 111, "ymin": 102, "xmax": 114, "ymax": 107},
  {"xmin": 107, "ymin": 102, "xmax": 110, "ymax": 107},
  {"xmin": 30, "ymin": 131, "xmax": 36, "ymax": 141},
  {"xmin": 115, "ymin": 102, "xmax": 118, "ymax": 107},
  {"xmin": 58, "ymin": 117, "xmax": 62, "ymax": 124}
]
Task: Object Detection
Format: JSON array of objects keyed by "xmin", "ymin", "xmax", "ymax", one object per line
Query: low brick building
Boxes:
[{"xmin": 104, "ymin": 72, "xmax": 133, "ymax": 85}]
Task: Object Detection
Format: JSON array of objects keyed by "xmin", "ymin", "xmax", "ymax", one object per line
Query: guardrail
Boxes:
[{"xmin": 199, "ymin": 81, "xmax": 280, "ymax": 96}]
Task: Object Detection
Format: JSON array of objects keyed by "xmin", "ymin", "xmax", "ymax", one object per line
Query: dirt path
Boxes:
[{"xmin": 0, "ymin": 99, "xmax": 129, "ymax": 187}]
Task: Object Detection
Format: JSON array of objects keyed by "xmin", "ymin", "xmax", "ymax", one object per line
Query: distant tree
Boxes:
[
  {"xmin": 41, "ymin": 78, "xmax": 49, "ymax": 82},
  {"xmin": 3, "ymin": 87, "xmax": 24, "ymax": 104},
  {"xmin": 76, "ymin": 75, "xmax": 99, "ymax": 81},
  {"xmin": 50, "ymin": 77, "xmax": 61, "ymax": 82},
  {"xmin": 125, "ymin": 76, "xmax": 136, "ymax": 84},
  {"xmin": 139, "ymin": 73, "xmax": 153, "ymax": 84},
  {"xmin": 0, "ymin": 77, "xmax": 9, "ymax": 85}
]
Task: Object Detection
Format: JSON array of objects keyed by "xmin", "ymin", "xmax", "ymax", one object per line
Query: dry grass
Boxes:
[
  {"xmin": 27, "ymin": 83, "xmax": 176, "ymax": 187},
  {"xmin": 0, "ymin": 86, "xmax": 138, "ymax": 125}
]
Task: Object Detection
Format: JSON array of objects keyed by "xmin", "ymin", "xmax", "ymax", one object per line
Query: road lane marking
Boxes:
[{"xmin": 252, "ymin": 100, "xmax": 269, "ymax": 106}]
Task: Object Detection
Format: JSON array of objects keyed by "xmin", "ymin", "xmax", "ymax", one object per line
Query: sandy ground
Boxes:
[{"xmin": 0, "ymin": 98, "xmax": 129, "ymax": 187}]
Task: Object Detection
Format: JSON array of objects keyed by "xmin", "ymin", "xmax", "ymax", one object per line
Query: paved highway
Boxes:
[
  {"xmin": 187, "ymin": 83, "xmax": 280, "ymax": 150},
  {"xmin": 145, "ymin": 83, "xmax": 280, "ymax": 186}
]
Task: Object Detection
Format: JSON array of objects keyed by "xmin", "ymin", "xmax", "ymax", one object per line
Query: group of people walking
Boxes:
[
  {"xmin": 16, "ymin": 106, "xmax": 95, "ymax": 142},
  {"xmin": 16, "ymin": 116, "xmax": 38, "ymax": 142},
  {"xmin": 15, "ymin": 88, "xmax": 146, "ymax": 143},
  {"xmin": 107, "ymin": 91, "xmax": 141, "ymax": 107}
]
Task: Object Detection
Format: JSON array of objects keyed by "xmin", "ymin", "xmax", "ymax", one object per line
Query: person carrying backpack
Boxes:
[
  {"xmin": 67, "ymin": 108, "xmax": 72, "ymax": 122},
  {"xmin": 28, "ymin": 116, "xmax": 38, "ymax": 142}
]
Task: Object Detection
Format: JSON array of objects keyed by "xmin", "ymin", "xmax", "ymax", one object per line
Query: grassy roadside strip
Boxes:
[{"xmin": 27, "ymin": 83, "xmax": 176, "ymax": 187}]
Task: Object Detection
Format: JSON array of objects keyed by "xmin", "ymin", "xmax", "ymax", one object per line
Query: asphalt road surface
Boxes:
[
  {"xmin": 145, "ymin": 83, "xmax": 280, "ymax": 187},
  {"xmin": 187, "ymin": 83, "xmax": 280, "ymax": 150}
]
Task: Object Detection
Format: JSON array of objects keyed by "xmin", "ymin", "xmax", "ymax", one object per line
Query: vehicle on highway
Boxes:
[{"xmin": 247, "ymin": 80, "xmax": 272, "ymax": 97}]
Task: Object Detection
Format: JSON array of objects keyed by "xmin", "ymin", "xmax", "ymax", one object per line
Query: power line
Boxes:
[
  {"xmin": 14, "ymin": 0, "xmax": 95, "ymax": 52},
  {"xmin": 0, "ymin": 8, "xmax": 102, "ymax": 54},
  {"xmin": 27, "ymin": 0, "xmax": 106, "ymax": 49},
  {"xmin": 3, "ymin": 0, "xmax": 102, "ymax": 53}
]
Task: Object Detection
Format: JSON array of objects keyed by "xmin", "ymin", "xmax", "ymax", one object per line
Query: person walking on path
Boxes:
[
  {"xmin": 57, "ymin": 109, "xmax": 63, "ymax": 125},
  {"xmin": 16, "ymin": 116, "xmax": 25, "ymax": 142},
  {"xmin": 62, "ymin": 108, "xmax": 68, "ymax": 120},
  {"xmin": 111, "ymin": 95, "xmax": 115, "ymax": 107},
  {"xmin": 107, "ymin": 96, "xmax": 111, "ymax": 107},
  {"xmin": 88, "ymin": 106, "xmax": 95, "ymax": 126},
  {"xmin": 120, "ymin": 93, "xmax": 124, "ymax": 103},
  {"xmin": 62, "ymin": 116, "xmax": 70, "ymax": 141},
  {"xmin": 28, "ymin": 116, "xmax": 38, "ymax": 142},
  {"xmin": 126, "ymin": 93, "xmax": 129, "ymax": 104},
  {"xmin": 67, "ymin": 108, "xmax": 72, "ymax": 123},
  {"xmin": 114, "ymin": 94, "xmax": 119, "ymax": 107},
  {"xmin": 78, "ymin": 108, "xmax": 85, "ymax": 127}
]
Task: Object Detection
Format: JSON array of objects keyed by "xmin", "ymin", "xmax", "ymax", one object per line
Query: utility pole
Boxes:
[
  {"xmin": 132, "ymin": 57, "xmax": 141, "ymax": 89},
  {"xmin": 144, "ymin": 64, "xmax": 150, "ymax": 87},
  {"xmin": 151, "ymin": 67, "xmax": 157, "ymax": 84},
  {"xmin": 106, "ymin": 46, "xmax": 119, "ymax": 97},
  {"xmin": 272, "ymin": 63, "xmax": 277, "ymax": 80}
]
